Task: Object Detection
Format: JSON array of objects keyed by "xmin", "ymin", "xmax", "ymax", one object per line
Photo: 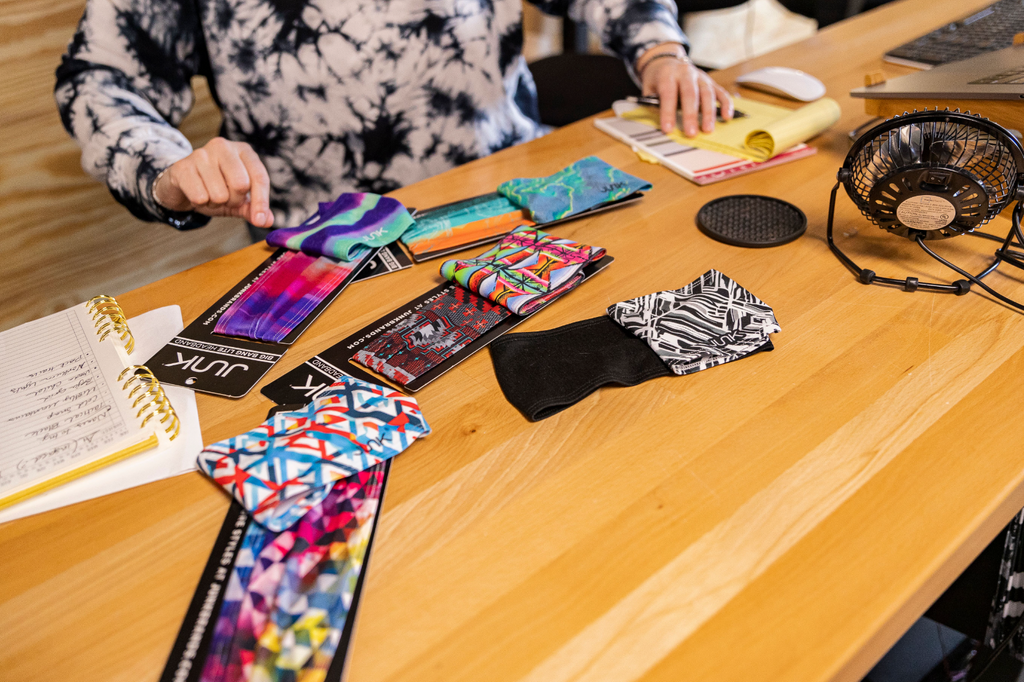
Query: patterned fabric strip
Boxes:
[
  {"xmin": 412, "ymin": 210, "xmax": 533, "ymax": 257},
  {"xmin": 197, "ymin": 377, "xmax": 429, "ymax": 531},
  {"xmin": 401, "ymin": 202, "xmax": 535, "ymax": 258},
  {"xmin": 214, "ymin": 249, "xmax": 371, "ymax": 343},
  {"xmin": 352, "ymin": 286, "xmax": 511, "ymax": 386},
  {"xmin": 267, "ymin": 193, "xmax": 414, "ymax": 261},
  {"xmin": 497, "ymin": 156, "xmax": 652, "ymax": 223},
  {"xmin": 401, "ymin": 194, "xmax": 528, "ymax": 247},
  {"xmin": 439, "ymin": 226, "xmax": 605, "ymax": 315},
  {"xmin": 607, "ymin": 269, "xmax": 780, "ymax": 376},
  {"xmin": 200, "ymin": 465, "xmax": 385, "ymax": 682}
]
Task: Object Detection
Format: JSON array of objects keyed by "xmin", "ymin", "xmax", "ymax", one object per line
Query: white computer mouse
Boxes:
[{"xmin": 735, "ymin": 67, "xmax": 826, "ymax": 102}]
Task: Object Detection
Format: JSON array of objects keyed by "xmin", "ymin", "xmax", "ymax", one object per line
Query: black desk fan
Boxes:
[{"xmin": 827, "ymin": 109, "xmax": 1024, "ymax": 311}]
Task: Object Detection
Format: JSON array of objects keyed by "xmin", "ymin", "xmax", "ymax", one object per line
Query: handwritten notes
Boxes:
[{"xmin": 0, "ymin": 306, "xmax": 140, "ymax": 498}]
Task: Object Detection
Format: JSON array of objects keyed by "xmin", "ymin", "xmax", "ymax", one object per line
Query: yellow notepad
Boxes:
[
  {"xmin": 622, "ymin": 96, "xmax": 841, "ymax": 162},
  {"xmin": 0, "ymin": 296, "xmax": 180, "ymax": 511}
]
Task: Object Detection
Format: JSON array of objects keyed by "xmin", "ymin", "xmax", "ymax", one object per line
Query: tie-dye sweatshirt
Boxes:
[{"xmin": 55, "ymin": 0, "xmax": 685, "ymax": 229}]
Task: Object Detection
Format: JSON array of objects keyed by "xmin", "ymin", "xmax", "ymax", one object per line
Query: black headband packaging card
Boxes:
[
  {"xmin": 261, "ymin": 255, "xmax": 614, "ymax": 403},
  {"xmin": 148, "ymin": 245, "xmax": 412, "ymax": 398},
  {"xmin": 263, "ymin": 361, "xmax": 381, "ymax": 405},
  {"xmin": 159, "ymin": 459, "xmax": 392, "ymax": 682},
  {"xmin": 355, "ymin": 242, "xmax": 412, "ymax": 281}
]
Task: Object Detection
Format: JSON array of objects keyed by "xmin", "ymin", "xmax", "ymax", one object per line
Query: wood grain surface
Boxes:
[
  {"xmin": 0, "ymin": 0, "xmax": 248, "ymax": 334},
  {"xmin": 863, "ymin": 99, "xmax": 1024, "ymax": 141},
  {"xmin": 3, "ymin": 1, "xmax": 1023, "ymax": 682}
]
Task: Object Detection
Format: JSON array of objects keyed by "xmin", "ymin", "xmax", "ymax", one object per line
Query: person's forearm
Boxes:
[
  {"xmin": 56, "ymin": 64, "xmax": 205, "ymax": 226},
  {"xmin": 560, "ymin": 0, "xmax": 687, "ymax": 68},
  {"xmin": 634, "ymin": 42, "xmax": 688, "ymax": 79},
  {"xmin": 55, "ymin": 0, "xmax": 207, "ymax": 228}
]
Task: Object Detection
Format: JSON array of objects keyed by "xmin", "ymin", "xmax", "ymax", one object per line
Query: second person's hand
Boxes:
[
  {"xmin": 152, "ymin": 137, "xmax": 274, "ymax": 228},
  {"xmin": 636, "ymin": 43, "xmax": 733, "ymax": 137}
]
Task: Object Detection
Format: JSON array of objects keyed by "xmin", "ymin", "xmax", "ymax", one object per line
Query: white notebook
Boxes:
[{"xmin": 0, "ymin": 300, "xmax": 202, "ymax": 522}]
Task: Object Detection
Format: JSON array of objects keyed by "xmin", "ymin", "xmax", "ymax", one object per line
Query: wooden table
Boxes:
[{"xmin": 3, "ymin": 0, "xmax": 1023, "ymax": 680}]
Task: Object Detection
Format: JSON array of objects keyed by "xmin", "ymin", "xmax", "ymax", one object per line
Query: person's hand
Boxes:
[
  {"xmin": 637, "ymin": 44, "xmax": 733, "ymax": 137},
  {"xmin": 152, "ymin": 137, "xmax": 274, "ymax": 228}
]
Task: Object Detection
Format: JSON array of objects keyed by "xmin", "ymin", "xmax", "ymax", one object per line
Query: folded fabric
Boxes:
[
  {"xmin": 214, "ymin": 249, "xmax": 371, "ymax": 343},
  {"xmin": 439, "ymin": 226, "xmax": 605, "ymax": 315},
  {"xmin": 402, "ymin": 209, "xmax": 534, "ymax": 259},
  {"xmin": 197, "ymin": 377, "xmax": 429, "ymax": 531},
  {"xmin": 352, "ymin": 286, "xmax": 510, "ymax": 386},
  {"xmin": 200, "ymin": 466, "xmax": 384, "ymax": 682},
  {"xmin": 497, "ymin": 156, "xmax": 652, "ymax": 223},
  {"xmin": 267, "ymin": 193, "xmax": 413, "ymax": 261},
  {"xmin": 607, "ymin": 269, "xmax": 781, "ymax": 376},
  {"xmin": 400, "ymin": 193, "xmax": 534, "ymax": 257},
  {"xmin": 490, "ymin": 316, "xmax": 673, "ymax": 421}
]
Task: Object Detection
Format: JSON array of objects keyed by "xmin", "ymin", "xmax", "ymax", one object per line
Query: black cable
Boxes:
[
  {"xmin": 969, "ymin": 202, "xmax": 1024, "ymax": 259},
  {"xmin": 966, "ymin": 228, "xmax": 1024, "ymax": 262},
  {"xmin": 969, "ymin": 231, "xmax": 1024, "ymax": 260},
  {"xmin": 916, "ymin": 237, "xmax": 1024, "ymax": 313},
  {"xmin": 967, "ymin": 612, "xmax": 1024, "ymax": 682},
  {"xmin": 969, "ymin": 231, "xmax": 1009, "ymax": 244}
]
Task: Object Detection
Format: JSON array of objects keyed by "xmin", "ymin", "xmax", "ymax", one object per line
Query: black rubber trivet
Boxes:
[{"xmin": 696, "ymin": 195, "xmax": 807, "ymax": 248}]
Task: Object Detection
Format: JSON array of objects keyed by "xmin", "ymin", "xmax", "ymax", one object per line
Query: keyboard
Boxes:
[{"xmin": 885, "ymin": 0, "xmax": 1024, "ymax": 68}]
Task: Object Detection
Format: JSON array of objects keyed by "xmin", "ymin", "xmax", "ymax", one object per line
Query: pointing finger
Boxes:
[{"xmin": 238, "ymin": 145, "xmax": 273, "ymax": 228}]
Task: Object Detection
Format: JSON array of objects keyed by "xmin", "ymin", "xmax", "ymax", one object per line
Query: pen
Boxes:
[{"xmin": 625, "ymin": 95, "xmax": 746, "ymax": 121}]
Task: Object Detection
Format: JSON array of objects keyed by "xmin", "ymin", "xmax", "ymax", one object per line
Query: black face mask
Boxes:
[{"xmin": 489, "ymin": 316, "xmax": 673, "ymax": 421}]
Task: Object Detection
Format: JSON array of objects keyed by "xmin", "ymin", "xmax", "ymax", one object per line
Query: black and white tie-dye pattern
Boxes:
[
  {"xmin": 607, "ymin": 269, "xmax": 780, "ymax": 375},
  {"xmin": 986, "ymin": 510, "xmax": 1024, "ymax": 661},
  {"xmin": 55, "ymin": 0, "xmax": 685, "ymax": 229}
]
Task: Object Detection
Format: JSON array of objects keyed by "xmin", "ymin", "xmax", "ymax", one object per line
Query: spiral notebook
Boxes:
[{"xmin": 0, "ymin": 296, "xmax": 183, "ymax": 512}]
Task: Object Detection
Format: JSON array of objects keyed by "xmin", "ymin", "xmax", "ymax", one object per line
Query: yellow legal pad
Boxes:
[{"xmin": 622, "ymin": 96, "xmax": 841, "ymax": 162}]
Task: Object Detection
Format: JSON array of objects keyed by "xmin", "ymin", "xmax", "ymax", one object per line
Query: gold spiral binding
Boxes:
[
  {"xmin": 118, "ymin": 366, "xmax": 181, "ymax": 441},
  {"xmin": 86, "ymin": 294, "xmax": 135, "ymax": 354}
]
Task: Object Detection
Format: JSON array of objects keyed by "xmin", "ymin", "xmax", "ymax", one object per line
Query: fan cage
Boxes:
[{"xmin": 844, "ymin": 115, "xmax": 1021, "ymax": 233}]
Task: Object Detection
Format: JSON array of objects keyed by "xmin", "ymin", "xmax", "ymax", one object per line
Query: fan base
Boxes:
[{"xmin": 827, "ymin": 182, "xmax": 1024, "ymax": 312}]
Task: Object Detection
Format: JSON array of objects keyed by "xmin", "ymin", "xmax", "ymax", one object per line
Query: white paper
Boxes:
[
  {"xmin": 0, "ymin": 305, "xmax": 203, "ymax": 524},
  {"xmin": 0, "ymin": 305, "xmax": 143, "ymax": 497}
]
